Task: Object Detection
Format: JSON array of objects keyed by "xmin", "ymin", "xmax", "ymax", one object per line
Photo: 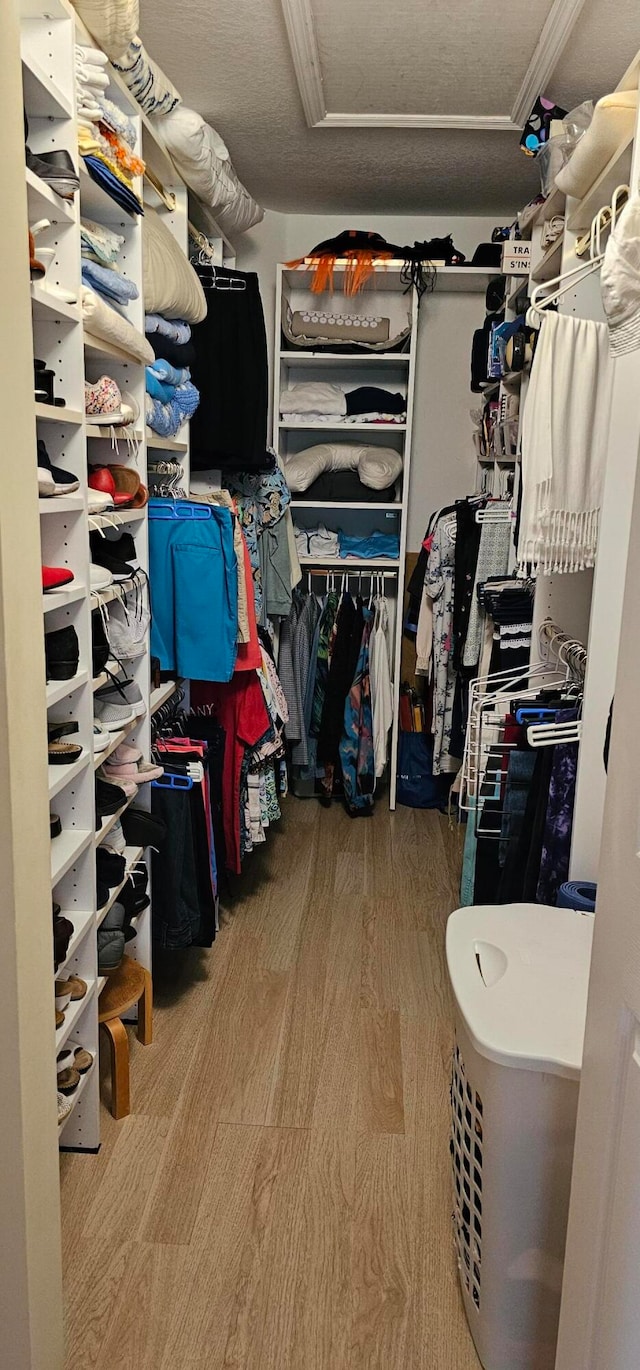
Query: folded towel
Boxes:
[
  {"xmin": 147, "ymin": 357, "xmax": 190, "ymax": 386},
  {"xmin": 145, "ymin": 380, "xmax": 200, "ymax": 437},
  {"xmin": 80, "ymin": 217, "xmax": 125, "ymax": 266},
  {"xmin": 144, "ymin": 313, "xmax": 191, "ymax": 344},
  {"xmin": 82, "ymin": 258, "xmax": 138, "ymax": 304}
]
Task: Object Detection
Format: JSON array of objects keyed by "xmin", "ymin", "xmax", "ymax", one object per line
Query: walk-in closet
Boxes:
[{"xmin": 3, "ymin": 2, "xmax": 640, "ymax": 1367}]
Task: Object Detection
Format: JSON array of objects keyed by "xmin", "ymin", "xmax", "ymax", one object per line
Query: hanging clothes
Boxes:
[
  {"xmin": 424, "ymin": 515, "xmax": 459, "ymax": 775},
  {"xmin": 339, "ymin": 606, "xmax": 375, "ymax": 815},
  {"xmin": 148, "ymin": 499, "xmax": 238, "ymax": 681},
  {"xmin": 190, "ymin": 264, "xmax": 271, "ymax": 472},
  {"xmin": 370, "ymin": 594, "xmax": 393, "ymax": 779}
]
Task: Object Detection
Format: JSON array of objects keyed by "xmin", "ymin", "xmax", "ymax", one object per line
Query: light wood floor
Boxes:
[{"xmin": 60, "ymin": 798, "xmax": 481, "ymax": 1369}]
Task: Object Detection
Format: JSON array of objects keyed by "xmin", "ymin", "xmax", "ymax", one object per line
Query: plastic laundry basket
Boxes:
[{"xmin": 445, "ymin": 903, "xmax": 594, "ymax": 1370}]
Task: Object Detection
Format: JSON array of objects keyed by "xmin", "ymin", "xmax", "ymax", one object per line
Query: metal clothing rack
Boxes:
[{"xmin": 538, "ymin": 618, "xmax": 587, "ymax": 683}]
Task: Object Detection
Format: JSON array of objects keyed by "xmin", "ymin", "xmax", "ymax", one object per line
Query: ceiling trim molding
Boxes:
[
  {"xmin": 509, "ymin": 0, "xmax": 588, "ymax": 127},
  {"xmin": 280, "ymin": 0, "xmax": 325, "ymax": 127},
  {"xmin": 281, "ymin": 0, "xmax": 585, "ymax": 132},
  {"xmin": 321, "ymin": 113, "xmax": 519, "ymax": 131}
]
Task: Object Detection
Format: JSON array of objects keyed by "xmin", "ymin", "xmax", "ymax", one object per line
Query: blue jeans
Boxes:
[{"xmin": 149, "ymin": 502, "xmax": 238, "ymax": 681}]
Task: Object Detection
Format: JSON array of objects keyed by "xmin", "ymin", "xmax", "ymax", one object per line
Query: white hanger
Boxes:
[{"xmin": 527, "ymin": 718, "xmax": 582, "ymax": 748}]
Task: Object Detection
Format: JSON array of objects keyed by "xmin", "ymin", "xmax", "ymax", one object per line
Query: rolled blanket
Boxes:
[
  {"xmin": 145, "ymin": 369, "xmax": 177, "ymax": 403},
  {"xmin": 82, "ymin": 258, "xmax": 138, "ymax": 304},
  {"xmin": 145, "ymin": 380, "xmax": 200, "ymax": 436},
  {"xmin": 145, "ymin": 313, "xmax": 191, "ymax": 344}
]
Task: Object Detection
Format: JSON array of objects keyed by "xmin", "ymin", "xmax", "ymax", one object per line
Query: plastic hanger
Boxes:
[{"xmin": 148, "ymin": 499, "xmax": 212, "ymax": 520}]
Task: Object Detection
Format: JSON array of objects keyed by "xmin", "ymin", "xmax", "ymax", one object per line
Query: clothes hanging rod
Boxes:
[
  {"xmin": 304, "ymin": 567, "xmax": 398, "ymax": 578},
  {"xmin": 144, "ymin": 167, "xmax": 176, "ymax": 211}
]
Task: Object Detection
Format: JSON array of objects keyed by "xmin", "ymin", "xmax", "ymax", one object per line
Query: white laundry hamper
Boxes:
[{"xmin": 445, "ymin": 903, "xmax": 594, "ymax": 1370}]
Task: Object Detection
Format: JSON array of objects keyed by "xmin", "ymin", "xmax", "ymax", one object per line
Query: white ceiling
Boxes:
[{"xmin": 141, "ymin": 0, "xmax": 640, "ymax": 215}]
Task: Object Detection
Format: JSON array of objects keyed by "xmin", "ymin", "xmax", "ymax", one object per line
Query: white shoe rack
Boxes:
[{"xmin": 20, "ymin": 0, "xmax": 214, "ymax": 1150}]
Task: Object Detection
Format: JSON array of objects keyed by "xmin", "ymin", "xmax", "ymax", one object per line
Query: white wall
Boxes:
[{"xmin": 239, "ymin": 210, "xmax": 503, "ymax": 549}]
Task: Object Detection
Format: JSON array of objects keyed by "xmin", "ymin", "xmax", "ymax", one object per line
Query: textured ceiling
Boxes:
[{"xmin": 140, "ymin": 0, "xmax": 640, "ymax": 215}]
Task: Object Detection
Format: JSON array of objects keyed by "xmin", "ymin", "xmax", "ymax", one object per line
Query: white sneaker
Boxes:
[
  {"xmin": 90, "ymin": 564, "xmax": 113, "ymax": 591},
  {"xmin": 94, "ymin": 698, "xmax": 136, "ymax": 730},
  {"xmin": 93, "ymin": 721, "xmax": 111, "ymax": 753},
  {"xmin": 57, "ymin": 1091, "xmax": 73, "ymax": 1127},
  {"xmin": 102, "ymin": 818, "xmax": 126, "ymax": 854},
  {"xmin": 87, "ymin": 489, "xmax": 114, "ymax": 514}
]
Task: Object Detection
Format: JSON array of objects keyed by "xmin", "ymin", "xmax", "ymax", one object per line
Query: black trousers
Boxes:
[{"xmin": 190, "ymin": 266, "xmax": 270, "ymax": 471}]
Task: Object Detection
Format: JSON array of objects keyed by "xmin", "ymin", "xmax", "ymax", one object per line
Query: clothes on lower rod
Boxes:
[{"xmin": 148, "ymin": 499, "xmax": 238, "ymax": 681}]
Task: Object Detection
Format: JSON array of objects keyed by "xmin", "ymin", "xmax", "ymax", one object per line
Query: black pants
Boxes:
[
  {"xmin": 190, "ymin": 266, "xmax": 270, "ymax": 471},
  {"xmin": 151, "ymin": 779, "xmax": 217, "ymax": 949}
]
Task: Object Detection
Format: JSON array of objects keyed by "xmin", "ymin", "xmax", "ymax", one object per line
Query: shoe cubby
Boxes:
[
  {"xmin": 32, "ymin": 320, "xmax": 84, "ymax": 413},
  {"xmin": 38, "ymin": 418, "xmax": 85, "ymax": 486}
]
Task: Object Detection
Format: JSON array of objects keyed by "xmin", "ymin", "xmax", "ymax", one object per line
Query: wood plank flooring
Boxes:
[{"xmin": 60, "ymin": 798, "xmax": 481, "ymax": 1369}]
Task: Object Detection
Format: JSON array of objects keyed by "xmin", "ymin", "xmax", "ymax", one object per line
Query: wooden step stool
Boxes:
[{"xmin": 98, "ymin": 955, "xmax": 152, "ymax": 1119}]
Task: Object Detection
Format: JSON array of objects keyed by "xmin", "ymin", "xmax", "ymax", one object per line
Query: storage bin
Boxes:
[{"xmin": 445, "ymin": 903, "xmax": 594, "ymax": 1370}]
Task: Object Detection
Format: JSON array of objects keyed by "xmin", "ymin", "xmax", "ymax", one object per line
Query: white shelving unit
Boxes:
[{"xmin": 276, "ymin": 261, "xmax": 497, "ymax": 806}]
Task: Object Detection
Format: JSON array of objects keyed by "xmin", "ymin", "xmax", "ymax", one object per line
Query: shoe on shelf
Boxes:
[
  {"xmin": 98, "ymin": 769, "xmax": 137, "ymax": 799},
  {"xmin": 57, "ymin": 1066, "xmax": 80, "ymax": 1096},
  {"xmin": 50, "ymin": 812, "xmax": 62, "ymax": 839},
  {"xmin": 98, "ymin": 901, "xmax": 126, "ymax": 973},
  {"xmin": 96, "ymin": 847, "xmax": 126, "ymax": 889},
  {"xmin": 69, "ymin": 1043, "xmax": 94, "ymax": 1074},
  {"xmin": 96, "ymin": 676, "xmax": 145, "ymax": 720},
  {"xmin": 37, "ymin": 440, "xmax": 79, "ymax": 497},
  {"xmin": 42, "ymin": 565, "xmax": 74, "ymax": 592},
  {"xmin": 95, "ymin": 775, "xmax": 127, "ymax": 821},
  {"xmin": 44, "ymin": 623, "xmax": 79, "ymax": 682},
  {"xmin": 48, "ymin": 739, "xmax": 83, "ymax": 766},
  {"xmin": 53, "ymin": 909, "xmax": 74, "ymax": 971},
  {"xmin": 103, "ymin": 757, "xmax": 164, "ymax": 785},
  {"xmin": 90, "ymin": 530, "xmax": 136, "ymax": 578},
  {"xmin": 90, "ymin": 563, "xmax": 114, "ymax": 591},
  {"xmin": 29, "ymin": 229, "xmax": 45, "ymax": 279},
  {"xmin": 108, "ymin": 741, "xmax": 141, "ymax": 765},
  {"xmin": 93, "ymin": 721, "xmax": 111, "ymax": 753},
  {"xmin": 57, "ymin": 1091, "xmax": 74, "ymax": 1126},
  {"xmin": 26, "ymin": 147, "xmax": 79, "ymax": 200},
  {"xmin": 55, "ymin": 975, "xmax": 87, "ymax": 1002},
  {"xmin": 85, "ymin": 376, "xmax": 124, "ymax": 425},
  {"xmin": 88, "ymin": 466, "xmax": 140, "ymax": 512},
  {"xmin": 97, "ymin": 879, "xmax": 110, "ymax": 910},
  {"xmin": 94, "ymin": 693, "xmax": 136, "ymax": 731},
  {"xmin": 87, "ymin": 488, "xmax": 115, "ymax": 514},
  {"xmin": 101, "ymin": 818, "xmax": 126, "ymax": 855}
]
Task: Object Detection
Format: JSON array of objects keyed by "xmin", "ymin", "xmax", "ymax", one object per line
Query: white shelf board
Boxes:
[
  {"xmin": 90, "ymin": 508, "xmax": 146, "ymax": 529},
  {"xmin": 42, "ymin": 583, "xmax": 86, "ymax": 613},
  {"xmin": 39, "ymin": 494, "xmax": 84, "ymax": 514},
  {"xmin": 531, "ymin": 186, "xmax": 566, "ymax": 229},
  {"xmin": 146, "ymin": 432, "xmax": 189, "ymax": 452},
  {"xmin": 97, "ymin": 975, "xmax": 108, "ymax": 995},
  {"xmin": 291, "ymin": 500, "xmax": 401, "ymax": 511},
  {"xmin": 79, "ymin": 165, "xmax": 140, "ymax": 224},
  {"xmin": 31, "ymin": 283, "xmax": 80, "ymax": 324},
  {"xmin": 47, "ymin": 669, "xmax": 89, "ymax": 708},
  {"xmin": 58, "ymin": 1059, "xmax": 97, "ymax": 1142},
  {"xmin": 56, "ymin": 982, "xmax": 96, "ymax": 1054},
  {"xmin": 299, "ymin": 556, "xmax": 400, "ymax": 569},
  {"xmin": 35, "ymin": 402, "xmax": 83, "ymax": 426},
  {"xmin": 25, "ymin": 167, "xmax": 75, "ymax": 224},
  {"xmin": 531, "ymin": 237, "xmax": 563, "ymax": 284},
  {"xmin": 84, "ymin": 332, "xmax": 143, "ymax": 367},
  {"xmin": 57, "ymin": 908, "xmax": 94, "ymax": 975},
  {"xmin": 97, "ymin": 845, "xmax": 144, "ymax": 927},
  {"xmin": 21, "ymin": 49, "xmax": 73, "ymax": 118},
  {"xmin": 279, "ymin": 421, "xmax": 407, "ymax": 433},
  {"xmin": 91, "ymin": 577, "xmax": 137, "ymax": 607},
  {"xmin": 283, "ymin": 262, "xmax": 499, "ymax": 293},
  {"xmin": 279, "ymin": 351, "xmax": 411, "ymax": 366},
  {"xmin": 93, "ymin": 717, "xmax": 139, "ymax": 770},
  {"xmin": 567, "ymin": 135, "xmax": 634, "ymax": 232},
  {"xmin": 86, "ymin": 425, "xmax": 143, "ymax": 442},
  {"xmin": 51, "ymin": 828, "xmax": 93, "ymax": 887},
  {"xmin": 151, "ymin": 679, "xmax": 181, "ymax": 714},
  {"xmin": 48, "ymin": 751, "xmax": 90, "ymax": 801},
  {"xmin": 95, "ymin": 793, "xmax": 137, "ymax": 845}
]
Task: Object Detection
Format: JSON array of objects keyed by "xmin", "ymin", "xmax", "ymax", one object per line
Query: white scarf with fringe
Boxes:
[{"xmin": 517, "ymin": 310, "xmax": 613, "ymax": 574}]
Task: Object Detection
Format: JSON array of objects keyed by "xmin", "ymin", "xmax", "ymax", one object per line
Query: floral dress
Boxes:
[{"xmin": 424, "ymin": 516, "xmax": 459, "ymax": 775}]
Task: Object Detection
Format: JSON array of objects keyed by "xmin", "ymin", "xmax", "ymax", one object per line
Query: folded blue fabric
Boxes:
[
  {"xmin": 145, "ymin": 313, "xmax": 191, "ymax": 344},
  {"xmin": 338, "ymin": 531, "xmax": 400, "ymax": 560},
  {"xmin": 82, "ymin": 155, "xmax": 143, "ymax": 217},
  {"xmin": 148, "ymin": 358, "xmax": 189, "ymax": 387},
  {"xmin": 81, "ymin": 259, "xmax": 138, "ymax": 304},
  {"xmin": 145, "ymin": 368, "xmax": 176, "ymax": 403},
  {"xmin": 146, "ymin": 380, "xmax": 200, "ymax": 437}
]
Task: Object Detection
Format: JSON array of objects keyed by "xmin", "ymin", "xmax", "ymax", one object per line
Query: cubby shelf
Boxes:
[
  {"xmin": 25, "ymin": 167, "xmax": 75, "ymax": 224},
  {"xmin": 31, "ymin": 283, "xmax": 80, "ymax": 324},
  {"xmin": 97, "ymin": 846, "xmax": 145, "ymax": 927},
  {"xmin": 35, "ymin": 402, "xmax": 83, "ymax": 425},
  {"xmin": 48, "ymin": 751, "xmax": 91, "ymax": 800},
  {"xmin": 47, "ymin": 669, "xmax": 89, "ymax": 708},
  {"xmin": 55, "ymin": 982, "xmax": 96, "ymax": 1054},
  {"xmin": 51, "ymin": 829, "xmax": 93, "ymax": 888}
]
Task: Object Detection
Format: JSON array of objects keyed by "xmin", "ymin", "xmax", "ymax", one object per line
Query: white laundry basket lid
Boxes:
[{"xmin": 446, "ymin": 903, "xmax": 594, "ymax": 1080}]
